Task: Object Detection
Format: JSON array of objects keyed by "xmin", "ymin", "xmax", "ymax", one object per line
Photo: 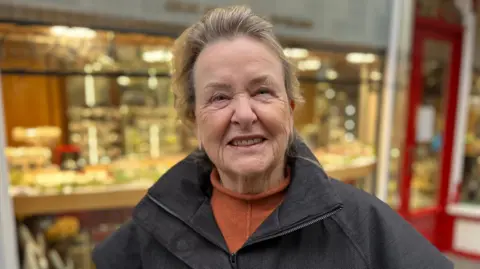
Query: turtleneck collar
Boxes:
[
  {"xmin": 209, "ymin": 168, "xmax": 291, "ymax": 253},
  {"xmin": 209, "ymin": 168, "xmax": 291, "ymax": 201}
]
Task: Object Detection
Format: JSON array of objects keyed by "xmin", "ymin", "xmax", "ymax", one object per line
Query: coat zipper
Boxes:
[
  {"xmin": 230, "ymin": 253, "xmax": 237, "ymax": 269},
  {"xmin": 148, "ymin": 194, "xmax": 342, "ymax": 269},
  {"xmin": 228, "ymin": 205, "xmax": 343, "ymax": 269},
  {"xmin": 245, "ymin": 205, "xmax": 343, "ymax": 247}
]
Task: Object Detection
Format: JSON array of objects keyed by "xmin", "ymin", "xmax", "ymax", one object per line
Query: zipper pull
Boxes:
[{"xmin": 230, "ymin": 253, "xmax": 237, "ymax": 269}]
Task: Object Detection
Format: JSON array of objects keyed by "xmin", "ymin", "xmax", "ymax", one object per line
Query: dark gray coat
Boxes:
[{"xmin": 93, "ymin": 141, "xmax": 452, "ymax": 269}]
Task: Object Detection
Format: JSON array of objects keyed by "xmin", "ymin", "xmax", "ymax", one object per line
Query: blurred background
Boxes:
[{"xmin": 0, "ymin": 0, "xmax": 479, "ymax": 268}]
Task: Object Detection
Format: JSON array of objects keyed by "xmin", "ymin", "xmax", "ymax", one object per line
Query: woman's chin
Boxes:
[{"xmin": 226, "ymin": 159, "xmax": 270, "ymax": 176}]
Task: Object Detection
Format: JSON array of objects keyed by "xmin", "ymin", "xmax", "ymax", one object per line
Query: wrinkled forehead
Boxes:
[{"xmin": 192, "ymin": 36, "xmax": 285, "ymax": 90}]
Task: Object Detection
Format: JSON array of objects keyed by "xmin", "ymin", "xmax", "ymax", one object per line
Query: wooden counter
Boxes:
[
  {"xmin": 13, "ymin": 186, "xmax": 147, "ymax": 218},
  {"xmin": 12, "ymin": 160, "xmax": 376, "ymax": 217}
]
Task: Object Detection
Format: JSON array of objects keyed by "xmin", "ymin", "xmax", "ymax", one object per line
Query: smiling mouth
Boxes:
[{"xmin": 229, "ymin": 137, "xmax": 266, "ymax": 147}]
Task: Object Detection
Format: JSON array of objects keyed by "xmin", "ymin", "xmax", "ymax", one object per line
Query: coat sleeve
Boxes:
[
  {"xmin": 92, "ymin": 220, "xmax": 142, "ymax": 269},
  {"xmin": 332, "ymin": 181, "xmax": 453, "ymax": 269}
]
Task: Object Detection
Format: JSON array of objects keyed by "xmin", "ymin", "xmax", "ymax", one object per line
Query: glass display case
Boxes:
[
  {"xmin": 1, "ymin": 22, "xmax": 385, "ymax": 268},
  {"xmin": 1, "ymin": 23, "xmax": 384, "ymax": 198},
  {"xmin": 290, "ymin": 49, "xmax": 382, "ymax": 192}
]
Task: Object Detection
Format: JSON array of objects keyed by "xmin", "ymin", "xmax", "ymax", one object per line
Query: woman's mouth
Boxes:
[{"xmin": 229, "ymin": 137, "xmax": 266, "ymax": 147}]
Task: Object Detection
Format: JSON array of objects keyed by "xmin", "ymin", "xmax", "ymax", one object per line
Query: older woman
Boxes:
[{"xmin": 93, "ymin": 6, "xmax": 452, "ymax": 269}]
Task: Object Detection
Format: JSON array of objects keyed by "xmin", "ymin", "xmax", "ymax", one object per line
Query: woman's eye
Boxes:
[
  {"xmin": 256, "ymin": 88, "xmax": 271, "ymax": 95},
  {"xmin": 211, "ymin": 94, "xmax": 229, "ymax": 102}
]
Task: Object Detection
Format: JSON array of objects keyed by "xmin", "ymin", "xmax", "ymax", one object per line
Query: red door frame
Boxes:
[{"xmin": 399, "ymin": 16, "xmax": 462, "ymax": 244}]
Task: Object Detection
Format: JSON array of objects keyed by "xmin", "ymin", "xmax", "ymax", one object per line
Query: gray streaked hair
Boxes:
[
  {"xmin": 171, "ymin": 5, "xmax": 303, "ymax": 127},
  {"xmin": 171, "ymin": 5, "xmax": 306, "ymax": 168}
]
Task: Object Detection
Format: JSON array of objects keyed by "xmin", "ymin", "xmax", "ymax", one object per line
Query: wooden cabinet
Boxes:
[{"xmin": 1, "ymin": 75, "xmax": 66, "ymax": 146}]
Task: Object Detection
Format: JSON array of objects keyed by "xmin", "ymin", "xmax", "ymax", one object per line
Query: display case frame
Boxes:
[{"xmin": 0, "ymin": 71, "xmax": 20, "ymax": 269}]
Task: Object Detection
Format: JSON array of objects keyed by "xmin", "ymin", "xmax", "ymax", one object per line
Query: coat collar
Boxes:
[{"xmin": 133, "ymin": 139, "xmax": 343, "ymax": 253}]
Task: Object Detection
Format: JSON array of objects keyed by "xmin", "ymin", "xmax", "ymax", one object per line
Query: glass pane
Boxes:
[
  {"xmin": 461, "ymin": 75, "xmax": 480, "ymax": 204},
  {"xmin": 291, "ymin": 50, "xmax": 381, "ymax": 193},
  {"xmin": 410, "ymin": 39, "xmax": 452, "ymax": 210}
]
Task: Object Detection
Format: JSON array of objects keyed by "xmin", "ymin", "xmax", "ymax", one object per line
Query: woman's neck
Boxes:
[{"xmin": 215, "ymin": 164, "xmax": 288, "ymax": 194}]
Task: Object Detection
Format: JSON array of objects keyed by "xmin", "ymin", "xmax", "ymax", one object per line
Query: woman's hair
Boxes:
[
  {"xmin": 171, "ymin": 5, "xmax": 303, "ymax": 126},
  {"xmin": 171, "ymin": 5, "xmax": 306, "ymax": 167}
]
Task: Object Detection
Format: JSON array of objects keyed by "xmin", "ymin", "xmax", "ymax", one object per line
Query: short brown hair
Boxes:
[{"xmin": 171, "ymin": 5, "xmax": 303, "ymax": 127}]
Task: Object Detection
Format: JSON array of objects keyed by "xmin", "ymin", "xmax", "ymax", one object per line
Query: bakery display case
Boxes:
[
  {"xmin": 1, "ymin": 23, "xmax": 384, "ymax": 200},
  {"xmin": 0, "ymin": 24, "xmax": 383, "ymax": 210},
  {"xmin": 0, "ymin": 22, "xmax": 384, "ymax": 268},
  {"xmin": 290, "ymin": 48, "xmax": 382, "ymax": 190}
]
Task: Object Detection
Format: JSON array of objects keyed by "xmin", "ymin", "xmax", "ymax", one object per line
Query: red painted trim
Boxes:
[
  {"xmin": 401, "ymin": 17, "xmax": 463, "ymax": 213},
  {"xmin": 415, "ymin": 17, "xmax": 463, "ymax": 35},
  {"xmin": 410, "ymin": 207, "xmax": 441, "ymax": 218},
  {"xmin": 436, "ymin": 212, "xmax": 455, "ymax": 251},
  {"xmin": 449, "ymin": 250, "xmax": 480, "ymax": 261},
  {"xmin": 400, "ymin": 12, "xmax": 464, "ymax": 251}
]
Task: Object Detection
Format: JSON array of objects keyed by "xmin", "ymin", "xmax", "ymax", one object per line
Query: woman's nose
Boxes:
[{"xmin": 231, "ymin": 95, "xmax": 258, "ymax": 129}]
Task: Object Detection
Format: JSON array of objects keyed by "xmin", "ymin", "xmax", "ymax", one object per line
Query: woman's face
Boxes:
[{"xmin": 194, "ymin": 36, "xmax": 294, "ymax": 178}]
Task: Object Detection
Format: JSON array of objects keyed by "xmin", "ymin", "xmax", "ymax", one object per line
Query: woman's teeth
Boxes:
[{"xmin": 231, "ymin": 138, "xmax": 263, "ymax": 146}]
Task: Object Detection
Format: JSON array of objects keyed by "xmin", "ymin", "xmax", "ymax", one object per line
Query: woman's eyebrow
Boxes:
[
  {"xmin": 204, "ymin": 82, "xmax": 232, "ymax": 91},
  {"xmin": 248, "ymin": 75, "xmax": 271, "ymax": 87}
]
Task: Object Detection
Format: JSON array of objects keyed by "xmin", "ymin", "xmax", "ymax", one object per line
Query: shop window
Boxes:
[
  {"xmin": 461, "ymin": 73, "xmax": 480, "ymax": 204},
  {"xmin": 408, "ymin": 39, "xmax": 452, "ymax": 209}
]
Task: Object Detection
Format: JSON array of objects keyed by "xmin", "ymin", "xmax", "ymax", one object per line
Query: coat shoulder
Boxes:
[
  {"xmin": 92, "ymin": 220, "xmax": 143, "ymax": 269},
  {"xmin": 329, "ymin": 179, "xmax": 453, "ymax": 269}
]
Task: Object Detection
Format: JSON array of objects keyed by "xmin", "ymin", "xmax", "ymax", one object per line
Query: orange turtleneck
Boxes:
[{"xmin": 210, "ymin": 169, "xmax": 290, "ymax": 253}]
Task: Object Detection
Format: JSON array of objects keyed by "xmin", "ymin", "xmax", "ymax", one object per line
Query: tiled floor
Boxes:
[{"xmin": 447, "ymin": 254, "xmax": 480, "ymax": 269}]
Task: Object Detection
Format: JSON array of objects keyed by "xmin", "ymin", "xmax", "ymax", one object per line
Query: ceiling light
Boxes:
[
  {"xmin": 51, "ymin": 26, "xmax": 96, "ymax": 38},
  {"xmin": 283, "ymin": 48, "xmax": 309, "ymax": 59},
  {"xmin": 298, "ymin": 58, "xmax": 321, "ymax": 71},
  {"xmin": 142, "ymin": 49, "xmax": 173, "ymax": 63},
  {"xmin": 325, "ymin": 69, "xmax": 338, "ymax": 80},
  {"xmin": 346, "ymin": 52, "xmax": 376, "ymax": 64}
]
